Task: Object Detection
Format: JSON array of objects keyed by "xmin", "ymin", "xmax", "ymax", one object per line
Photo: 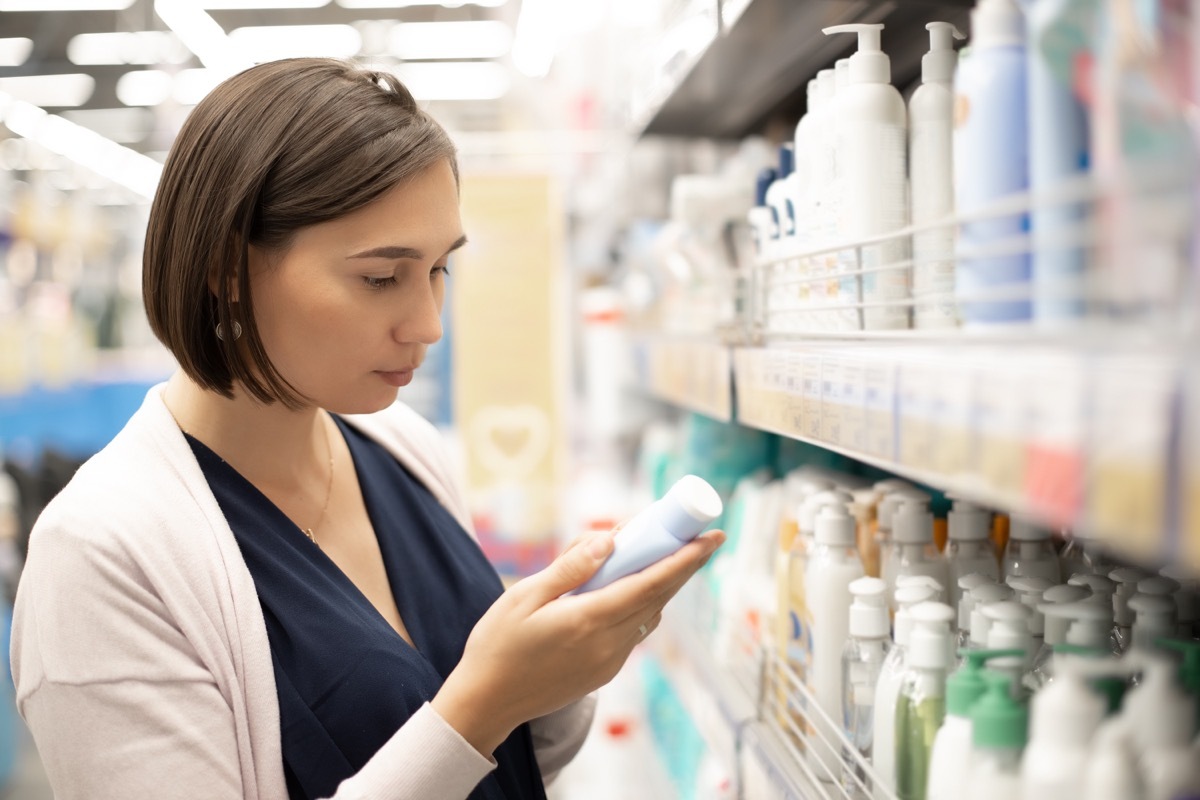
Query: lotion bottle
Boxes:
[
  {"xmin": 1123, "ymin": 655, "xmax": 1200, "ymax": 800},
  {"xmin": 575, "ymin": 474, "xmax": 722, "ymax": 592},
  {"xmin": 1001, "ymin": 518, "xmax": 1060, "ymax": 583},
  {"xmin": 968, "ymin": 582, "xmax": 1015, "ymax": 651},
  {"xmin": 965, "ymin": 672, "xmax": 1028, "ymax": 800},
  {"xmin": 910, "ymin": 21, "xmax": 965, "ymax": 329},
  {"xmin": 895, "ymin": 601, "xmax": 956, "ymax": 800},
  {"xmin": 982, "ymin": 600, "xmax": 1034, "ymax": 693},
  {"xmin": 822, "ymin": 22, "xmax": 910, "ymax": 331},
  {"xmin": 1019, "ymin": 652, "xmax": 1107, "ymax": 800},
  {"xmin": 944, "ymin": 500, "xmax": 998, "ymax": 609},
  {"xmin": 888, "ymin": 500, "xmax": 951, "ymax": 612},
  {"xmin": 954, "ymin": 573, "xmax": 991, "ymax": 659},
  {"xmin": 842, "ymin": 577, "xmax": 891, "ymax": 774}
]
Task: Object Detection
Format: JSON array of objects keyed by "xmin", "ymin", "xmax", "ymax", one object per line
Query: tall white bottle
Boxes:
[
  {"xmin": 1019, "ymin": 654, "xmax": 1107, "ymax": 800},
  {"xmin": 888, "ymin": 499, "xmax": 951, "ymax": 610},
  {"xmin": 806, "ymin": 505, "xmax": 865, "ymax": 781},
  {"xmin": 910, "ymin": 21, "xmax": 965, "ymax": 329},
  {"xmin": 842, "ymin": 577, "xmax": 892, "ymax": 774},
  {"xmin": 822, "ymin": 23, "xmax": 910, "ymax": 331},
  {"xmin": 1123, "ymin": 656, "xmax": 1200, "ymax": 800},
  {"xmin": 811, "ymin": 68, "xmax": 838, "ymax": 329}
]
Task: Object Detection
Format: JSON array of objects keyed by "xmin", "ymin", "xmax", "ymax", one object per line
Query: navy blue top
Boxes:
[{"xmin": 186, "ymin": 416, "xmax": 547, "ymax": 800}]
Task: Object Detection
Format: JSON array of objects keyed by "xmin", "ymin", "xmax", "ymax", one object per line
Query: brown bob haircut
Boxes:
[{"xmin": 143, "ymin": 58, "xmax": 458, "ymax": 409}]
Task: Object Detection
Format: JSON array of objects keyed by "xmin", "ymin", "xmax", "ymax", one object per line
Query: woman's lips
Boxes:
[{"xmin": 375, "ymin": 369, "xmax": 415, "ymax": 387}]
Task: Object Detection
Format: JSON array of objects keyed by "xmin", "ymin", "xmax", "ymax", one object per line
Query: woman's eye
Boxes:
[
  {"xmin": 363, "ymin": 275, "xmax": 398, "ymax": 290},
  {"xmin": 432, "ymin": 265, "xmax": 450, "ymax": 278}
]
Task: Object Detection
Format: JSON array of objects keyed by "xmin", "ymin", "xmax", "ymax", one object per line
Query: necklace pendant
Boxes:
[{"xmin": 304, "ymin": 528, "xmax": 317, "ymax": 544}]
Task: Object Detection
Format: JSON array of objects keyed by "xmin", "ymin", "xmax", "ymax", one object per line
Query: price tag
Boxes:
[
  {"xmin": 864, "ymin": 356, "xmax": 896, "ymax": 461},
  {"xmin": 821, "ymin": 355, "xmax": 843, "ymax": 445},
  {"xmin": 1024, "ymin": 354, "xmax": 1085, "ymax": 524}
]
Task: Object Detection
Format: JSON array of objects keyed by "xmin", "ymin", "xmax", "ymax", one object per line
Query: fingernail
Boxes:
[{"xmin": 588, "ymin": 534, "xmax": 613, "ymax": 559}]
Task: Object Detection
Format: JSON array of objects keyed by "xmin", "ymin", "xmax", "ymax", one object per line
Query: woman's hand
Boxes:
[{"xmin": 432, "ymin": 528, "xmax": 725, "ymax": 756}]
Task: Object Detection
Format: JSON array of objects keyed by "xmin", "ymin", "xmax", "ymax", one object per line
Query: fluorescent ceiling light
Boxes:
[
  {"xmin": 0, "ymin": 38, "xmax": 32, "ymax": 67},
  {"xmin": 172, "ymin": 68, "xmax": 222, "ymax": 105},
  {"xmin": 201, "ymin": 0, "xmax": 328, "ymax": 7},
  {"xmin": 338, "ymin": 0, "xmax": 505, "ymax": 8},
  {"xmin": 116, "ymin": 70, "xmax": 173, "ymax": 106},
  {"xmin": 228, "ymin": 24, "xmax": 362, "ymax": 61},
  {"xmin": 1, "ymin": 91, "xmax": 162, "ymax": 199},
  {"xmin": 61, "ymin": 107, "xmax": 153, "ymax": 144},
  {"xmin": 154, "ymin": 0, "xmax": 252, "ymax": 74},
  {"xmin": 0, "ymin": 0, "xmax": 134, "ymax": 9},
  {"xmin": 0, "ymin": 74, "xmax": 95, "ymax": 108},
  {"xmin": 394, "ymin": 61, "xmax": 509, "ymax": 100},
  {"xmin": 512, "ymin": 0, "xmax": 555, "ymax": 78},
  {"xmin": 389, "ymin": 21, "xmax": 511, "ymax": 60},
  {"xmin": 68, "ymin": 31, "xmax": 191, "ymax": 66}
]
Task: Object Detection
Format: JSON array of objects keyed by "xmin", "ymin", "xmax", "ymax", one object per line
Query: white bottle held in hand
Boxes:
[{"xmin": 574, "ymin": 475, "xmax": 722, "ymax": 593}]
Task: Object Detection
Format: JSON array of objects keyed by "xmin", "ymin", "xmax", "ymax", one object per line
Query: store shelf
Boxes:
[
  {"xmin": 633, "ymin": 0, "xmax": 972, "ymax": 139},
  {"xmin": 630, "ymin": 336, "xmax": 734, "ymax": 421}
]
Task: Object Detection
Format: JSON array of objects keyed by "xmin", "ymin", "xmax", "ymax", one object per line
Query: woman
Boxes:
[{"xmin": 10, "ymin": 58, "xmax": 723, "ymax": 799}]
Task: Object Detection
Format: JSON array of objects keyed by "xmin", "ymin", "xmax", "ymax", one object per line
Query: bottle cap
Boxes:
[
  {"xmin": 1062, "ymin": 601, "xmax": 1114, "ymax": 649},
  {"xmin": 970, "ymin": 0, "xmax": 1025, "ymax": 50},
  {"xmin": 1043, "ymin": 584, "xmax": 1089, "ymax": 605},
  {"xmin": 948, "ymin": 499, "xmax": 990, "ymax": 541},
  {"xmin": 1007, "ymin": 576, "xmax": 1053, "ymax": 636},
  {"xmin": 797, "ymin": 489, "xmax": 852, "ymax": 536},
  {"xmin": 908, "ymin": 602, "xmax": 956, "ymax": 670},
  {"xmin": 1029, "ymin": 652, "xmax": 1107, "ymax": 747},
  {"xmin": 969, "ymin": 583, "xmax": 1014, "ymax": 646},
  {"xmin": 822, "ymin": 23, "xmax": 891, "ymax": 84},
  {"xmin": 1008, "ymin": 517, "xmax": 1049, "ymax": 541},
  {"xmin": 897, "ymin": 574, "xmax": 944, "ymax": 595},
  {"xmin": 1136, "ymin": 576, "xmax": 1181, "ymax": 597},
  {"xmin": 657, "ymin": 475, "xmax": 723, "ymax": 542},
  {"xmin": 957, "ymin": 573, "xmax": 991, "ymax": 630},
  {"xmin": 971, "ymin": 671, "xmax": 1028, "ymax": 750},
  {"xmin": 984, "ymin": 601, "xmax": 1033, "ymax": 658},
  {"xmin": 1109, "ymin": 567, "xmax": 1148, "ymax": 595},
  {"xmin": 848, "ymin": 576, "xmax": 889, "ymax": 638},
  {"xmin": 946, "ymin": 648, "xmax": 1026, "ymax": 716},
  {"xmin": 873, "ymin": 478, "xmax": 914, "ymax": 494},
  {"xmin": 1040, "ymin": 602, "xmax": 1075, "ymax": 646},
  {"xmin": 877, "ymin": 489, "xmax": 929, "ymax": 532},
  {"xmin": 1128, "ymin": 593, "xmax": 1177, "ymax": 651},
  {"xmin": 814, "ymin": 504, "xmax": 856, "ymax": 547},
  {"xmin": 895, "ymin": 584, "xmax": 940, "ymax": 647},
  {"xmin": 816, "ymin": 68, "xmax": 835, "ymax": 103},
  {"xmin": 893, "ymin": 499, "xmax": 934, "ymax": 544},
  {"xmin": 921, "ymin": 21, "xmax": 965, "ymax": 84},
  {"xmin": 1069, "ymin": 573, "xmax": 1117, "ymax": 597}
]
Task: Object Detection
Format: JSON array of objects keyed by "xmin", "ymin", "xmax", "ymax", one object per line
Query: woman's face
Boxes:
[{"xmin": 247, "ymin": 157, "xmax": 464, "ymax": 414}]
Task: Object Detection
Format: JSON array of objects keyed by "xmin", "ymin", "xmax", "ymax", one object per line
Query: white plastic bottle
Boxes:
[
  {"xmin": 895, "ymin": 601, "xmax": 956, "ymax": 800},
  {"xmin": 806, "ymin": 505, "xmax": 866, "ymax": 780},
  {"xmin": 878, "ymin": 488, "xmax": 930, "ymax": 597},
  {"xmin": 944, "ymin": 500, "xmax": 998, "ymax": 609},
  {"xmin": 822, "ymin": 22, "xmax": 910, "ymax": 331},
  {"xmin": 1006, "ymin": 575, "xmax": 1054, "ymax": 653},
  {"xmin": 1002, "ymin": 518, "xmax": 1060, "ymax": 584},
  {"xmin": 841, "ymin": 577, "xmax": 891, "ymax": 786},
  {"xmin": 747, "ymin": 168, "xmax": 779, "ymax": 261},
  {"xmin": 1123, "ymin": 656, "xmax": 1200, "ymax": 800},
  {"xmin": 955, "ymin": 573, "xmax": 992, "ymax": 657},
  {"xmin": 888, "ymin": 499, "xmax": 951, "ymax": 612},
  {"xmin": 954, "ymin": 0, "xmax": 1031, "ymax": 325},
  {"xmin": 575, "ymin": 475, "xmax": 722, "ymax": 592},
  {"xmin": 928, "ymin": 648, "xmax": 1024, "ymax": 800},
  {"xmin": 969, "ymin": 582, "xmax": 1014, "ymax": 651},
  {"xmin": 792, "ymin": 79, "xmax": 819, "ymax": 329},
  {"xmin": 811, "ymin": 68, "xmax": 839, "ymax": 328},
  {"xmin": 873, "ymin": 582, "xmax": 940, "ymax": 800},
  {"xmin": 1127, "ymin": 593, "xmax": 1177, "ymax": 656},
  {"xmin": 983, "ymin": 600, "xmax": 1034, "ymax": 692},
  {"xmin": 965, "ymin": 672, "xmax": 1028, "ymax": 800},
  {"xmin": 910, "ymin": 21, "xmax": 964, "ymax": 329},
  {"xmin": 1031, "ymin": 585, "xmax": 1090, "ymax": 685},
  {"xmin": 1019, "ymin": 652, "xmax": 1107, "ymax": 800},
  {"xmin": 1084, "ymin": 719, "xmax": 1146, "ymax": 800},
  {"xmin": 1062, "ymin": 600, "xmax": 1121, "ymax": 655}
]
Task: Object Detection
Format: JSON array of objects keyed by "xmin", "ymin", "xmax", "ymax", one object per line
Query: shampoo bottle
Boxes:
[
  {"xmin": 1019, "ymin": 652, "xmax": 1107, "ymax": 800},
  {"xmin": 965, "ymin": 672, "xmax": 1028, "ymax": 800},
  {"xmin": 1084, "ymin": 719, "xmax": 1146, "ymax": 800},
  {"xmin": 895, "ymin": 601, "xmax": 956, "ymax": 800},
  {"xmin": 1031, "ymin": 585, "xmax": 1090, "ymax": 685},
  {"xmin": 878, "ymin": 489, "xmax": 930, "ymax": 600},
  {"xmin": 968, "ymin": 582, "xmax": 1015, "ymax": 652},
  {"xmin": 953, "ymin": 0, "xmax": 1031, "ymax": 325},
  {"xmin": 575, "ymin": 475, "xmax": 721, "ymax": 592},
  {"xmin": 1001, "ymin": 518, "xmax": 1060, "ymax": 583},
  {"xmin": 982, "ymin": 600, "xmax": 1034, "ymax": 693},
  {"xmin": 842, "ymin": 577, "xmax": 892, "ymax": 768},
  {"xmin": 888, "ymin": 500, "xmax": 951, "ymax": 612},
  {"xmin": 1123, "ymin": 656, "xmax": 1200, "ymax": 800},
  {"xmin": 806, "ymin": 505, "xmax": 866, "ymax": 780},
  {"xmin": 954, "ymin": 573, "xmax": 992, "ymax": 658},
  {"xmin": 1127, "ymin": 593, "xmax": 1177, "ymax": 657},
  {"xmin": 910, "ymin": 22, "xmax": 965, "ymax": 329},
  {"xmin": 822, "ymin": 23, "xmax": 910, "ymax": 331},
  {"xmin": 927, "ymin": 649, "xmax": 1025, "ymax": 800},
  {"xmin": 944, "ymin": 500, "xmax": 999, "ymax": 609}
]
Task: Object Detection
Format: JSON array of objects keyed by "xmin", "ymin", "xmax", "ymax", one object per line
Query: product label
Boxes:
[
  {"xmin": 802, "ymin": 354, "xmax": 822, "ymax": 440},
  {"xmin": 821, "ymin": 356, "xmax": 843, "ymax": 445},
  {"xmin": 841, "ymin": 358, "xmax": 866, "ymax": 453},
  {"xmin": 898, "ymin": 359, "xmax": 934, "ymax": 470},
  {"xmin": 864, "ymin": 357, "xmax": 897, "ymax": 460},
  {"xmin": 975, "ymin": 354, "xmax": 1028, "ymax": 496}
]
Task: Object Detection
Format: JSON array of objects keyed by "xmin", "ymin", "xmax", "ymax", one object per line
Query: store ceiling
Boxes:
[{"xmin": 0, "ymin": 0, "xmax": 520, "ymax": 153}]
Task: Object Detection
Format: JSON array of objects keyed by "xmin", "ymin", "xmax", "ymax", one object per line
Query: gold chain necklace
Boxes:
[{"xmin": 304, "ymin": 416, "xmax": 334, "ymax": 547}]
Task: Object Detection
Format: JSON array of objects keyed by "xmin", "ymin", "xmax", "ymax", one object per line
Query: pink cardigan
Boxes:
[{"xmin": 10, "ymin": 383, "xmax": 593, "ymax": 799}]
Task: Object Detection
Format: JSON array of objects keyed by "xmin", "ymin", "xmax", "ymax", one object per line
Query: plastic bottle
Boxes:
[
  {"xmin": 1002, "ymin": 519, "xmax": 1060, "ymax": 583},
  {"xmin": 576, "ymin": 475, "xmax": 722, "ymax": 592},
  {"xmin": 790, "ymin": 490, "xmax": 854, "ymax": 690},
  {"xmin": 1084, "ymin": 719, "xmax": 1146, "ymax": 800},
  {"xmin": 873, "ymin": 583, "xmax": 940, "ymax": 800},
  {"xmin": 1019, "ymin": 652, "xmax": 1107, "ymax": 800},
  {"xmin": 953, "ymin": 0, "xmax": 1031, "ymax": 325},
  {"xmin": 944, "ymin": 500, "xmax": 998, "ymax": 610},
  {"xmin": 1109, "ymin": 567, "xmax": 1149, "ymax": 653},
  {"xmin": 1127, "ymin": 593, "xmax": 1177, "ymax": 656},
  {"xmin": 983, "ymin": 601, "xmax": 1034, "ymax": 692},
  {"xmin": 1022, "ymin": 0, "xmax": 1090, "ymax": 324},
  {"xmin": 1006, "ymin": 575, "xmax": 1053, "ymax": 649},
  {"xmin": 806, "ymin": 505, "xmax": 866, "ymax": 780},
  {"xmin": 1031, "ymin": 585, "xmax": 1090, "ymax": 685},
  {"xmin": 927, "ymin": 648, "xmax": 1025, "ymax": 800},
  {"xmin": 955, "ymin": 573, "xmax": 992, "ymax": 656},
  {"xmin": 965, "ymin": 672, "xmax": 1028, "ymax": 800},
  {"xmin": 748, "ymin": 168, "xmax": 779, "ymax": 261},
  {"xmin": 791, "ymin": 79, "xmax": 819, "ymax": 329},
  {"xmin": 888, "ymin": 500, "xmax": 950, "ymax": 612},
  {"xmin": 841, "ymin": 576, "xmax": 891, "ymax": 789},
  {"xmin": 1061, "ymin": 601, "xmax": 1121, "ymax": 655},
  {"xmin": 1123, "ymin": 656, "xmax": 1200, "ymax": 800},
  {"xmin": 910, "ymin": 21, "xmax": 965, "ymax": 329},
  {"xmin": 896, "ymin": 601, "xmax": 956, "ymax": 800},
  {"xmin": 822, "ymin": 22, "xmax": 910, "ymax": 331},
  {"xmin": 969, "ymin": 582, "xmax": 1014, "ymax": 651},
  {"xmin": 878, "ymin": 489, "xmax": 931, "ymax": 603}
]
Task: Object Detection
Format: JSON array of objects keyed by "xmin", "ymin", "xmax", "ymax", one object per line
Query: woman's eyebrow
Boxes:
[{"xmin": 348, "ymin": 234, "xmax": 468, "ymax": 260}]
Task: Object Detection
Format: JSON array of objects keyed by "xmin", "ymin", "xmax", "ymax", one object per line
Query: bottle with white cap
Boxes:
[
  {"xmin": 1062, "ymin": 601, "xmax": 1121, "ymax": 654},
  {"xmin": 896, "ymin": 601, "xmax": 956, "ymax": 800},
  {"xmin": 1006, "ymin": 575, "xmax": 1053, "ymax": 649},
  {"xmin": 1084, "ymin": 718, "xmax": 1145, "ymax": 800},
  {"xmin": 910, "ymin": 21, "xmax": 965, "ymax": 329},
  {"xmin": 984, "ymin": 601, "xmax": 1034, "ymax": 693},
  {"xmin": 1002, "ymin": 518, "xmax": 1060, "ymax": 583},
  {"xmin": 789, "ymin": 491, "xmax": 854, "ymax": 691},
  {"xmin": 1122, "ymin": 654, "xmax": 1200, "ymax": 800},
  {"xmin": 821, "ymin": 22, "xmax": 910, "ymax": 331},
  {"xmin": 955, "ymin": 573, "xmax": 992, "ymax": 658},
  {"xmin": 889, "ymin": 500, "xmax": 951, "ymax": 613},
  {"xmin": 841, "ymin": 577, "xmax": 891, "ymax": 786},
  {"xmin": 806, "ymin": 505, "xmax": 865, "ymax": 780},
  {"xmin": 944, "ymin": 500, "xmax": 998, "ymax": 610},
  {"xmin": 969, "ymin": 582, "xmax": 1014, "ymax": 652},
  {"xmin": 575, "ymin": 474, "xmax": 722, "ymax": 592},
  {"xmin": 1109, "ymin": 567, "xmax": 1149, "ymax": 653},
  {"xmin": 1127, "ymin": 593, "xmax": 1177, "ymax": 657},
  {"xmin": 1031, "ymin": 584, "xmax": 1091, "ymax": 685},
  {"xmin": 873, "ymin": 582, "xmax": 940, "ymax": 800},
  {"xmin": 878, "ymin": 489, "xmax": 930, "ymax": 602},
  {"xmin": 1019, "ymin": 652, "xmax": 1108, "ymax": 800},
  {"xmin": 927, "ymin": 648, "xmax": 1025, "ymax": 800},
  {"xmin": 965, "ymin": 672, "xmax": 1029, "ymax": 800},
  {"xmin": 1067, "ymin": 572, "xmax": 1117, "ymax": 599}
]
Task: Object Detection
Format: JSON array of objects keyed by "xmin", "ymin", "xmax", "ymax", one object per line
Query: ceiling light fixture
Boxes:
[
  {"xmin": 388, "ymin": 20, "xmax": 512, "ymax": 60},
  {"xmin": 154, "ymin": 0, "xmax": 251, "ymax": 75},
  {"xmin": 0, "ymin": 38, "xmax": 32, "ymax": 68},
  {"xmin": 0, "ymin": 0, "xmax": 134, "ymax": 9},
  {"xmin": 512, "ymin": 0, "xmax": 555, "ymax": 78},
  {"xmin": 0, "ymin": 74, "xmax": 95, "ymax": 108},
  {"xmin": 115, "ymin": 70, "xmax": 173, "ymax": 106},
  {"xmin": 68, "ymin": 31, "xmax": 191, "ymax": 66},
  {"xmin": 227, "ymin": 24, "xmax": 362, "ymax": 61}
]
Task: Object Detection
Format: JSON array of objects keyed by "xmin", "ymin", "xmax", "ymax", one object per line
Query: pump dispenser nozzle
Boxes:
[
  {"xmin": 822, "ymin": 23, "xmax": 891, "ymax": 84},
  {"xmin": 922, "ymin": 22, "xmax": 964, "ymax": 84}
]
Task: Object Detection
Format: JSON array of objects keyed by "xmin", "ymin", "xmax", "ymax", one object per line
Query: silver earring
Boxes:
[{"xmin": 215, "ymin": 320, "xmax": 242, "ymax": 341}]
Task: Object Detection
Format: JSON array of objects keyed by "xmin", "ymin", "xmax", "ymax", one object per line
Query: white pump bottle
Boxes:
[{"xmin": 822, "ymin": 23, "xmax": 909, "ymax": 331}]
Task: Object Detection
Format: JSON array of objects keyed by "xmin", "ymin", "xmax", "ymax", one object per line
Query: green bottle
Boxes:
[{"xmin": 895, "ymin": 601, "xmax": 955, "ymax": 800}]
